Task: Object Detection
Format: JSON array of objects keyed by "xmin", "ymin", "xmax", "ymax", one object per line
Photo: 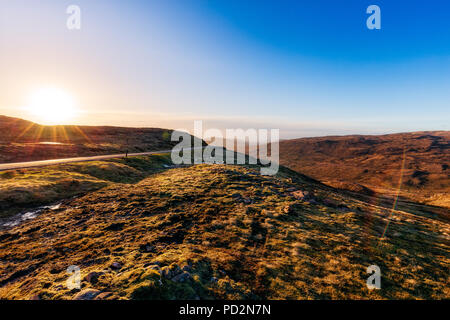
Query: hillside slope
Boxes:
[
  {"xmin": 0, "ymin": 115, "xmax": 182, "ymax": 163},
  {"xmin": 279, "ymin": 131, "xmax": 450, "ymax": 208},
  {"xmin": 0, "ymin": 161, "xmax": 448, "ymax": 300},
  {"xmin": 0, "ymin": 154, "xmax": 174, "ymax": 219}
]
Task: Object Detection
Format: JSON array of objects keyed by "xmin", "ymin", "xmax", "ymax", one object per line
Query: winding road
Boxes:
[{"xmin": 0, "ymin": 150, "xmax": 174, "ymax": 171}]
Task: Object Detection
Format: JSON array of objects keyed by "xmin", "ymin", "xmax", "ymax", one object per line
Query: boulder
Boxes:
[
  {"xmin": 73, "ymin": 289, "xmax": 101, "ymax": 300},
  {"xmin": 110, "ymin": 262, "xmax": 122, "ymax": 270}
]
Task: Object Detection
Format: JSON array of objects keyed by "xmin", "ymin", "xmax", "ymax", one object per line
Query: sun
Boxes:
[{"xmin": 27, "ymin": 88, "xmax": 77, "ymax": 124}]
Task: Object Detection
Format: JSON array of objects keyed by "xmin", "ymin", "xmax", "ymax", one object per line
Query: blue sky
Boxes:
[{"xmin": 0, "ymin": 0, "xmax": 449, "ymax": 137}]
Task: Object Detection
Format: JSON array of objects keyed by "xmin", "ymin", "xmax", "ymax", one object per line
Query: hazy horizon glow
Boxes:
[{"xmin": 0, "ymin": 0, "xmax": 449, "ymax": 138}]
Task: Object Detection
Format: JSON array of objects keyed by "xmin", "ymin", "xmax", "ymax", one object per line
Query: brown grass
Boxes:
[{"xmin": 0, "ymin": 162, "xmax": 448, "ymax": 300}]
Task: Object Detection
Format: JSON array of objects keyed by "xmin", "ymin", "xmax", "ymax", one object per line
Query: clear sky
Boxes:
[{"xmin": 0, "ymin": 0, "xmax": 449, "ymax": 138}]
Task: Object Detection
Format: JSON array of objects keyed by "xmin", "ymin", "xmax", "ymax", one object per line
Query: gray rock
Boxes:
[
  {"xmin": 110, "ymin": 262, "xmax": 122, "ymax": 270},
  {"xmin": 73, "ymin": 289, "xmax": 101, "ymax": 300}
]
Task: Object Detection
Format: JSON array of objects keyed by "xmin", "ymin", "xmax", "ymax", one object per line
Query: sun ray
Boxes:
[
  {"xmin": 378, "ymin": 149, "xmax": 407, "ymax": 245},
  {"xmin": 72, "ymin": 125, "xmax": 92, "ymax": 143},
  {"xmin": 33, "ymin": 125, "xmax": 44, "ymax": 143},
  {"xmin": 52, "ymin": 126, "xmax": 57, "ymax": 143},
  {"xmin": 14, "ymin": 122, "xmax": 36, "ymax": 142},
  {"xmin": 59, "ymin": 126, "xmax": 70, "ymax": 143}
]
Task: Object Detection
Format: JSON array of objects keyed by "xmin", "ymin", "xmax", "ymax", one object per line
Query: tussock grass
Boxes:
[{"xmin": 0, "ymin": 163, "xmax": 448, "ymax": 300}]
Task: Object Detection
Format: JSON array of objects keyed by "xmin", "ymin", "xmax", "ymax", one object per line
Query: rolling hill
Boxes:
[
  {"xmin": 0, "ymin": 115, "xmax": 182, "ymax": 163},
  {"xmin": 0, "ymin": 156, "xmax": 448, "ymax": 300},
  {"xmin": 0, "ymin": 119, "xmax": 448, "ymax": 300},
  {"xmin": 279, "ymin": 132, "xmax": 450, "ymax": 208}
]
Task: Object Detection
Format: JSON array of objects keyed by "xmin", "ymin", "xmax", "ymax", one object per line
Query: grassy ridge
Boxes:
[
  {"xmin": 0, "ymin": 161, "xmax": 448, "ymax": 300},
  {"xmin": 279, "ymin": 131, "xmax": 450, "ymax": 208}
]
